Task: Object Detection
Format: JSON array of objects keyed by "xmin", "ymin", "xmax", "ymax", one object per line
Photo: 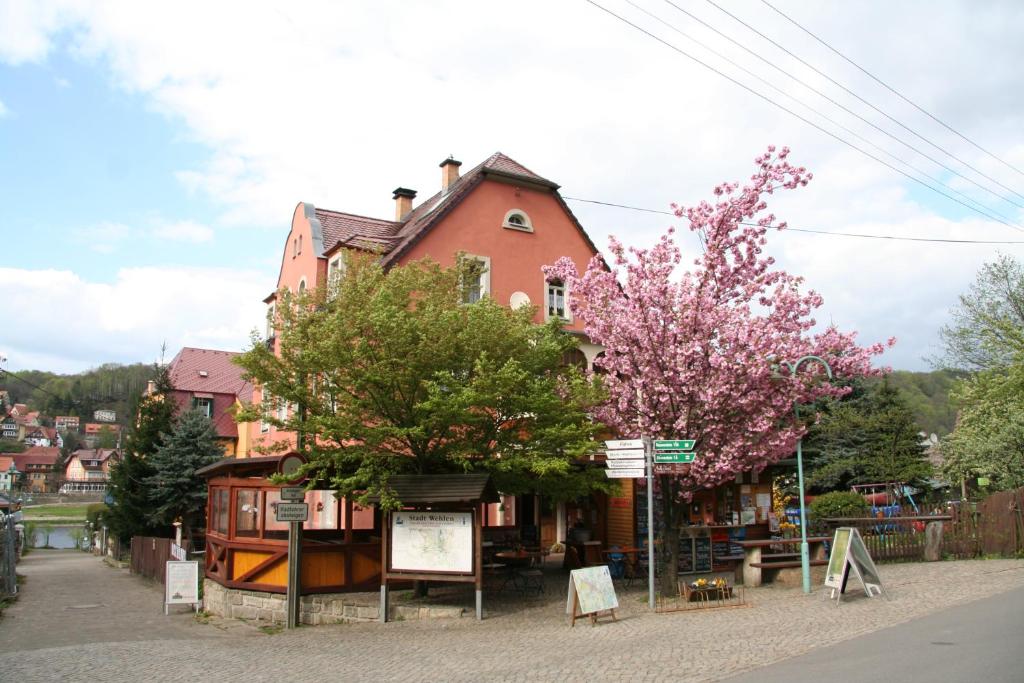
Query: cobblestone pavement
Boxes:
[{"xmin": 2, "ymin": 551, "xmax": 1023, "ymax": 682}]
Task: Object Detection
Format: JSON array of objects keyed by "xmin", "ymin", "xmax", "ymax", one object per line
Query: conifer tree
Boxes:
[
  {"xmin": 106, "ymin": 365, "xmax": 174, "ymax": 543},
  {"xmin": 145, "ymin": 410, "xmax": 224, "ymax": 538}
]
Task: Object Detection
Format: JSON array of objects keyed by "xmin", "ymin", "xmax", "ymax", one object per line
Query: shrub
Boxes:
[
  {"xmin": 86, "ymin": 503, "xmax": 109, "ymax": 528},
  {"xmin": 810, "ymin": 491, "xmax": 870, "ymax": 520}
]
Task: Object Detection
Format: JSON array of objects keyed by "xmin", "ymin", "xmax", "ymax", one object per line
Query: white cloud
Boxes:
[
  {"xmin": 152, "ymin": 220, "xmax": 214, "ymax": 243},
  {"xmin": 3, "ymin": 0, "xmax": 1024, "ymax": 371},
  {"xmin": 0, "ymin": 266, "xmax": 267, "ymax": 373},
  {"xmin": 72, "ymin": 221, "xmax": 135, "ymax": 253}
]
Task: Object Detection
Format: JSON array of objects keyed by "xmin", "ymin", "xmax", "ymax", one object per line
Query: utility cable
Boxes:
[
  {"xmin": 582, "ymin": 0, "xmax": 1023, "ymax": 232},
  {"xmin": 561, "ymin": 196, "xmax": 1024, "ymax": 244},
  {"xmin": 701, "ymin": 0, "xmax": 1024, "ymax": 203},
  {"xmin": 663, "ymin": 0, "xmax": 1024, "ymax": 210},
  {"xmin": 759, "ymin": 0, "xmax": 1024, "ymax": 182},
  {"xmin": 623, "ymin": 0, "xmax": 1019, "ymax": 227}
]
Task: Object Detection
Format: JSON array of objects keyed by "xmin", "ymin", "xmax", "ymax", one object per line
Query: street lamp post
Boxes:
[{"xmin": 779, "ymin": 355, "xmax": 833, "ymax": 594}]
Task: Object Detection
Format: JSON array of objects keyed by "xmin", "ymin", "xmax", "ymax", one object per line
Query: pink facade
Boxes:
[{"xmin": 249, "ymin": 153, "xmax": 602, "ymax": 454}]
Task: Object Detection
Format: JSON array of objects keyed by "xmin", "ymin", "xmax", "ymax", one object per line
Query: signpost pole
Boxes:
[
  {"xmin": 286, "ymin": 520, "xmax": 302, "ymax": 629},
  {"xmin": 645, "ymin": 435, "xmax": 655, "ymax": 610}
]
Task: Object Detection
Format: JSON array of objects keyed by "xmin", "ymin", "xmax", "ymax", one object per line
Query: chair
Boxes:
[{"xmin": 607, "ymin": 546, "xmax": 626, "ymax": 580}]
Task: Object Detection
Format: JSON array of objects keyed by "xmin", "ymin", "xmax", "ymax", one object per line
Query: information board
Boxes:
[
  {"xmin": 390, "ymin": 511, "xmax": 473, "ymax": 574},
  {"xmin": 824, "ymin": 527, "xmax": 885, "ymax": 603},
  {"xmin": 275, "ymin": 502, "xmax": 309, "ymax": 522},
  {"xmin": 566, "ymin": 565, "xmax": 618, "ymax": 622},
  {"xmin": 165, "ymin": 561, "xmax": 200, "ymax": 614}
]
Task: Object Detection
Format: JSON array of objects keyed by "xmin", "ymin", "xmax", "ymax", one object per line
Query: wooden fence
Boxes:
[
  {"xmin": 130, "ymin": 536, "xmax": 190, "ymax": 585},
  {"xmin": 824, "ymin": 486, "xmax": 1024, "ymax": 563}
]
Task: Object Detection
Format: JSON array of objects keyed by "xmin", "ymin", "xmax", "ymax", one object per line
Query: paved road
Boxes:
[
  {"xmin": 725, "ymin": 584, "xmax": 1024, "ymax": 683},
  {"xmin": 0, "ymin": 550, "xmax": 251, "ymax": 654},
  {"xmin": 1, "ymin": 551, "xmax": 1023, "ymax": 682}
]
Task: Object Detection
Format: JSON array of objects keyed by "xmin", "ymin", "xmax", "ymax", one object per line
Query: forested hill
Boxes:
[
  {"xmin": 872, "ymin": 369, "xmax": 967, "ymax": 436},
  {"xmin": 0, "ymin": 362, "xmax": 156, "ymax": 426}
]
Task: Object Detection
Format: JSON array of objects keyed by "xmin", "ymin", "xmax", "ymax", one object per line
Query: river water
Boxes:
[{"xmin": 30, "ymin": 524, "xmax": 83, "ymax": 549}]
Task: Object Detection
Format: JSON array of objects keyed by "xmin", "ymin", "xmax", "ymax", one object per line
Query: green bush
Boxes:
[
  {"xmin": 86, "ymin": 503, "xmax": 109, "ymax": 528},
  {"xmin": 810, "ymin": 491, "xmax": 870, "ymax": 520}
]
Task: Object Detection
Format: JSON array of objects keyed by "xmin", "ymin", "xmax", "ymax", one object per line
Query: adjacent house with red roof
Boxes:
[
  {"xmin": 55, "ymin": 415, "xmax": 80, "ymax": 432},
  {"xmin": 13, "ymin": 446, "xmax": 61, "ymax": 493},
  {"xmin": 61, "ymin": 448, "xmax": 119, "ymax": 494},
  {"xmin": 0, "ymin": 455, "xmax": 16, "ymax": 493},
  {"xmin": 252, "ymin": 152, "xmax": 604, "ymax": 455},
  {"xmin": 165, "ymin": 347, "xmax": 255, "ymax": 457},
  {"xmin": 24, "ymin": 425, "xmax": 61, "ymax": 448}
]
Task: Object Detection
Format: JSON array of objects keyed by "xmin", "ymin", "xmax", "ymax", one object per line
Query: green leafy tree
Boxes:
[
  {"xmin": 145, "ymin": 410, "xmax": 224, "ymax": 537},
  {"xmin": 803, "ymin": 377, "xmax": 933, "ymax": 491},
  {"xmin": 0, "ymin": 439, "xmax": 26, "ymax": 454},
  {"xmin": 235, "ymin": 253, "xmax": 610, "ymax": 509},
  {"xmin": 936, "ymin": 254, "xmax": 1024, "ymax": 371},
  {"xmin": 941, "ymin": 363, "xmax": 1024, "ymax": 492},
  {"xmin": 95, "ymin": 425, "xmax": 118, "ymax": 449},
  {"xmin": 106, "ymin": 365, "xmax": 174, "ymax": 543}
]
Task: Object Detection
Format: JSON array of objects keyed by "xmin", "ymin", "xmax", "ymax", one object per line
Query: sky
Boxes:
[{"xmin": 1, "ymin": 0, "xmax": 1023, "ymax": 374}]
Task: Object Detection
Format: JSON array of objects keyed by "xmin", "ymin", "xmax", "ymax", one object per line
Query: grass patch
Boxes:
[
  {"xmin": 21, "ymin": 504, "xmax": 89, "ymax": 521},
  {"xmin": 259, "ymin": 623, "xmax": 285, "ymax": 635}
]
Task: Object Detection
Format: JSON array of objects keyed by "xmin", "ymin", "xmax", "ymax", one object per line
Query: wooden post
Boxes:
[
  {"xmin": 924, "ymin": 521, "xmax": 943, "ymax": 561},
  {"xmin": 286, "ymin": 520, "xmax": 302, "ymax": 628}
]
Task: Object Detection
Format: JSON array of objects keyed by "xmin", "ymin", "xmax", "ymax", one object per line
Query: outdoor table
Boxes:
[{"xmin": 495, "ymin": 550, "xmax": 545, "ymax": 595}]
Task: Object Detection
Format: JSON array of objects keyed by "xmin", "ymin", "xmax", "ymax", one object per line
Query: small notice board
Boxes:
[
  {"xmin": 824, "ymin": 527, "xmax": 886, "ymax": 604},
  {"xmin": 566, "ymin": 565, "xmax": 618, "ymax": 627},
  {"xmin": 165, "ymin": 560, "xmax": 200, "ymax": 615}
]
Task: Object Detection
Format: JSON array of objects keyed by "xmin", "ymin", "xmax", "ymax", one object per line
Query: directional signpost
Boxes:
[{"xmin": 654, "ymin": 440, "xmax": 695, "ymax": 451}]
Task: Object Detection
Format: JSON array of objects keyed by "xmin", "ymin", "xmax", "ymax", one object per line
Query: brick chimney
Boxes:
[
  {"xmin": 440, "ymin": 157, "xmax": 462, "ymax": 193},
  {"xmin": 392, "ymin": 187, "xmax": 417, "ymax": 221}
]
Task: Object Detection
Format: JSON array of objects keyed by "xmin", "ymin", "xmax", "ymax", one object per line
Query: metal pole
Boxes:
[
  {"xmin": 784, "ymin": 355, "xmax": 832, "ymax": 596},
  {"xmin": 286, "ymin": 520, "xmax": 302, "ymax": 628},
  {"xmin": 645, "ymin": 435, "xmax": 655, "ymax": 609},
  {"xmin": 796, "ymin": 436, "xmax": 811, "ymax": 594}
]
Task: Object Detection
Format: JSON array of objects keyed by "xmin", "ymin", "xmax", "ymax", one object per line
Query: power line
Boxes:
[
  {"xmin": 622, "ymin": 0, "xmax": 1020, "ymax": 228},
  {"xmin": 561, "ymin": 195, "xmax": 1024, "ymax": 244},
  {"xmin": 662, "ymin": 0, "xmax": 1024, "ymax": 211},
  {"xmin": 700, "ymin": 0, "xmax": 1024, "ymax": 204},
  {"xmin": 582, "ymin": 0, "xmax": 1024, "ymax": 232},
  {"xmin": 759, "ymin": 0, "xmax": 1024, "ymax": 182}
]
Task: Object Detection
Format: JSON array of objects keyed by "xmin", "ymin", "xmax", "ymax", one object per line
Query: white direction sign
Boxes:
[
  {"xmin": 606, "ymin": 448, "xmax": 645, "ymax": 460},
  {"xmin": 605, "ymin": 468, "xmax": 645, "ymax": 478},
  {"xmin": 275, "ymin": 502, "xmax": 309, "ymax": 523},
  {"xmin": 605, "ymin": 439, "xmax": 643, "ymax": 450},
  {"xmin": 606, "ymin": 459, "xmax": 646, "ymax": 469}
]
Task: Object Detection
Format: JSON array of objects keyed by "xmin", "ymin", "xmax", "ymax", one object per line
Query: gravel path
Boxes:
[{"xmin": 2, "ymin": 550, "xmax": 1022, "ymax": 682}]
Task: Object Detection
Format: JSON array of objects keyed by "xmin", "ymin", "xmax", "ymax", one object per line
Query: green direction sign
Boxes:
[
  {"xmin": 653, "ymin": 451, "xmax": 696, "ymax": 463},
  {"xmin": 654, "ymin": 439, "xmax": 695, "ymax": 452}
]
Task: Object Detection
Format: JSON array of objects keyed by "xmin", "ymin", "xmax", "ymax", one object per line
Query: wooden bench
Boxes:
[{"xmin": 739, "ymin": 537, "xmax": 830, "ymax": 587}]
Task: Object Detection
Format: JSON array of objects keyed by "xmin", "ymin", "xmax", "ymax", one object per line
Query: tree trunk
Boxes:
[{"xmin": 656, "ymin": 474, "xmax": 681, "ymax": 597}]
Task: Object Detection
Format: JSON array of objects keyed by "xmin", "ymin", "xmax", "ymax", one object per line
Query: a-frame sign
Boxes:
[{"xmin": 824, "ymin": 527, "xmax": 886, "ymax": 604}]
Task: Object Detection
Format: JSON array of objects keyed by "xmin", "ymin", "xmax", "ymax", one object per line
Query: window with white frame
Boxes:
[
  {"xmin": 545, "ymin": 277, "xmax": 571, "ymax": 322},
  {"xmin": 298, "ymin": 277, "xmax": 307, "ymax": 294},
  {"xmin": 266, "ymin": 302, "xmax": 276, "ymax": 339},
  {"xmin": 502, "ymin": 209, "xmax": 533, "ymax": 232},
  {"xmin": 276, "ymin": 397, "xmax": 288, "ymax": 422},
  {"xmin": 192, "ymin": 396, "xmax": 213, "ymax": 418},
  {"xmin": 328, "ymin": 254, "xmax": 345, "ymax": 295},
  {"xmin": 260, "ymin": 392, "xmax": 272, "ymax": 433},
  {"xmin": 460, "ymin": 255, "xmax": 490, "ymax": 304}
]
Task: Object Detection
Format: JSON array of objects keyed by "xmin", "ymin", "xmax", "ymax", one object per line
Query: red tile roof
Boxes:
[
  {"xmin": 167, "ymin": 348, "xmax": 254, "ymax": 401},
  {"xmin": 0, "ymin": 456, "xmax": 14, "ymax": 472},
  {"xmin": 13, "ymin": 446, "xmax": 60, "ymax": 469},
  {"xmin": 315, "ymin": 152, "xmax": 564, "ymax": 267}
]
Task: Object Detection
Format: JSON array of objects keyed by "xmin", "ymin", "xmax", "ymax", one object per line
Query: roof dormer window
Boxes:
[{"xmin": 502, "ymin": 209, "xmax": 533, "ymax": 232}]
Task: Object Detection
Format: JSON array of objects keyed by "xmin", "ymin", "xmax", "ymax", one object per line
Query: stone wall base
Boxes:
[{"xmin": 203, "ymin": 580, "xmax": 466, "ymax": 626}]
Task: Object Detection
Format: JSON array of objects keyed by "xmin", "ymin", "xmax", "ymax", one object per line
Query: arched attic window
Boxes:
[{"xmin": 502, "ymin": 209, "xmax": 533, "ymax": 232}]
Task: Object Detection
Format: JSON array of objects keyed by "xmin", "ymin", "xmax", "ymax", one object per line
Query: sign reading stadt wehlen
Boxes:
[{"xmin": 390, "ymin": 511, "xmax": 473, "ymax": 575}]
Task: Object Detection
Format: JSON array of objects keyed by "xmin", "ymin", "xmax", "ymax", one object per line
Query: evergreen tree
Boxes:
[
  {"xmin": 106, "ymin": 365, "xmax": 174, "ymax": 543},
  {"xmin": 804, "ymin": 377, "xmax": 933, "ymax": 491},
  {"xmin": 145, "ymin": 410, "xmax": 224, "ymax": 538}
]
